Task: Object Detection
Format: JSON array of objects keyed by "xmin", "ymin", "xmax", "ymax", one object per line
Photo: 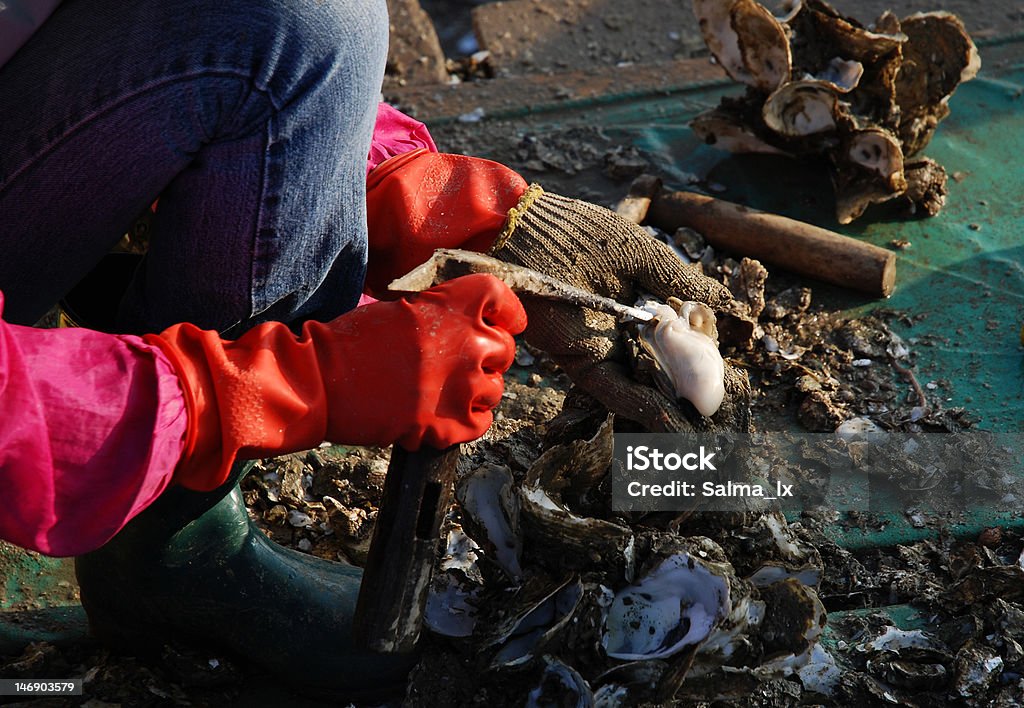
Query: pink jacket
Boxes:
[{"xmin": 0, "ymin": 103, "xmax": 436, "ymax": 557}]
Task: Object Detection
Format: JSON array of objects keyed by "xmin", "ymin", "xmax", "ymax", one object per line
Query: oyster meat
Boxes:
[{"xmin": 635, "ymin": 298, "xmax": 726, "ymax": 418}]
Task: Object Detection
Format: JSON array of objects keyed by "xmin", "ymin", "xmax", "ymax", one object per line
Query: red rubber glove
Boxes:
[
  {"xmin": 365, "ymin": 148, "xmax": 528, "ymax": 296},
  {"xmin": 144, "ymin": 274, "xmax": 527, "ymax": 491}
]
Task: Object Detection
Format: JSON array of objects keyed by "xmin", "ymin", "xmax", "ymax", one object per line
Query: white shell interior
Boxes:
[
  {"xmin": 602, "ymin": 553, "xmax": 730, "ymax": 660},
  {"xmin": 848, "ymin": 130, "xmax": 903, "ymax": 179},
  {"xmin": 763, "ymin": 82, "xmax": 838, "ymax": 136},
  {"xmin": 458, "ymin": 464, "xmax": 523, "ymax": 579}
]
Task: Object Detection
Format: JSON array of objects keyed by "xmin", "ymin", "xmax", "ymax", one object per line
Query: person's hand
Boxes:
[
  {"xmin": 146, "ymin": 273, "xmax": 527, "ymax": 491},
  {"xmin": 491, "ymin": 186, "xmax": 750, "ymax": 433},
  {"xmin": 365, "ymin": 149, "xmax": 749, "ymax": 432}
]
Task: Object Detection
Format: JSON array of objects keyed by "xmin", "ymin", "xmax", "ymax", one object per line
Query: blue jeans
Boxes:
[{"xmin": 0, "ymin": 0, "xmax": 388, "ymax": 334}]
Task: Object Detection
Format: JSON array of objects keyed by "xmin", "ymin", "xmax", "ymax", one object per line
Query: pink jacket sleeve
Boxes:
[
  {"xmin": 0, "ymin": 292, "xmax": 187, "ymax": 556},
  {"xmin": 367, "ymin": 102, "xmax": 437, "ymax": 176}
]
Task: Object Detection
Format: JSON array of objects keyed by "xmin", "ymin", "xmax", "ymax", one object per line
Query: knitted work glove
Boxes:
[{"xmin": 490, "ymin": 185, "xmax": 750, "ymax": 433}]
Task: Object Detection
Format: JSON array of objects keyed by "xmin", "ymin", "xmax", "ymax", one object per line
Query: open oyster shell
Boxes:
[
  {"xmin": 602, "ymin": 551, "xmax": 731, "ymax": 661},
  {"xmin": 485, "ymin": 576, "xmax": 585, "ymax": 669},
  {"xmin": 456, "ymin": 464, "xmax": 523, "ymax": 580},
  {"xmin": 762, "ymin": 80, "xmax": 842, "ymax": 138},
  {"xmin": 693, "ymin": 0, "xmax": 791, "ymax": 93}
]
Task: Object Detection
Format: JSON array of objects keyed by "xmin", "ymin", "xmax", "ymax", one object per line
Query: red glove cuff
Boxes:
[{"xmin": 365, "ymin": 150, "xmax": 529, "ymax": 296}]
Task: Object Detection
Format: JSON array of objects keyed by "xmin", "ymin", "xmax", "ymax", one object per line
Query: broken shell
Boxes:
[
  {"xmin": 866, "ymin": 656, "xmax": 948, "ymax": 690},
  {"xmin": 602, "ymin": 552, "xmax": 730, "ymax": 660},
  {"xmin": 747, "ymin": 563, "xmax": 821, "ymax": 588},
  {"xmin": 425, "ymin": 526, "xmax": 483, "ymax": 638},
  {"xmin": 762, "ymin": 80, "xmax": 841, "ymax": 137},
  {"xmin": 812, "ymin": 56, "xmax": 864, "ymax": 93},
  {"xmin": 637, "ymin": 299, "xmax": 726, "ymax": 418},
  {"xmin": 526, "ymin": 656, "xmax": 594, "ymax": 708},
  {"xmin": 456, "ymin": 464, "xmax": 523, "ymax": 580},
  {"xmin": 797, "ymin": 643, "xmax": 841, "ymax": 695},
  {"xmin": 520, "ymin": 485, "xmax": 636, "ymax": 582},
  {"xmin": 859, "ymin": 625, "xmax": 935, "ymax": 653},
  {"xmin": 486, "ymin": 576, "xmax": 584, "ymax": 668},
  {"xmin": 833, "ymin": 127, "xmax": 907, "ymax": 223},
  {"xmin": 691, "ymin": 110, "xmax": 788, "ymax": 155},
  {"xmin": 954, "ymin": 644, "xmax": 1004, "ymax": 699},
  {"xmin": 693, "ymin": 0, "xmax": 791, "ymax": 92}
]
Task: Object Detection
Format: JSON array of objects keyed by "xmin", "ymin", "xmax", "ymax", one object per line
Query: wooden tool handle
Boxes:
[
  {"xmin": 353, "ymin": 444, "xmax": 460, "ymax": 654},
  {"xmin": 647, "ymin": 189, "xmax": 896, "ymax": 298}
]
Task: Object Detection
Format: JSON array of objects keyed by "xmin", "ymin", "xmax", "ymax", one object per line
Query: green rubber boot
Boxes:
[{"xmin": 74, "ymin": 462, "xmax": 415, "ymax": 700}]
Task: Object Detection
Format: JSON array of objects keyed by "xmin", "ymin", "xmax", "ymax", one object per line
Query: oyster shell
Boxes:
[
  {"xmin": 424, "ymin": 525, "xmax": 483, "ymax": 638},
  {"xmin": 635, "ymin": 298, "xmax": 726, "ymax": 418},
  {"xmin": 526, "ymin": 656, "xmax": 595, "ymax": 708},
  {"xmin": 520, "ymin": 485, "xmax": 636, "ymax": 582},
  {"xmin": 602, "ymin": 552, "xmax": 731, "ymax": 660},
  {"xmin": 812, "ymin": 57, "xmax": 863, "ymax": 93},
  {"xmin": 895, "ymin": 11, "xmax": 980, "ymax": 155},
  {"xmin": 456, "ymin": 464, "xmax": 523, "ymax": 580},
  {"xmin": 762, "ymin": 80, "xmax": 841, "ymax": 138},
  {"xmin": 485, "ymin": 576, "xmax": 584, "ymax": 668},
  {"xmin": 690, "ymin": 110, "xmax": 788, "ymax": 156},
  {"xmin": 693, "ymin": 0, "xmax": 791, "ymax": 93},
  {"xmin": 833, "ymin": 127, "xmax": 908, "ymax": 223}
]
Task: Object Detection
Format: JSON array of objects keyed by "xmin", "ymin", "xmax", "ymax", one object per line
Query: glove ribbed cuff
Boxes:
[{"xmin": 491, "ymin": 183, "xmax": 545, "ymax": 252}]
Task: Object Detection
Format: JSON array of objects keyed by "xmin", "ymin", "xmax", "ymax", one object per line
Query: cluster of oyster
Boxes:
[
  {"xmin": 424, "ymin": 417, "xmax": 836, "ymax": 703},
  {"xmin": 691, "ymin": 0, "xmax": 980, "ymax": 223}
]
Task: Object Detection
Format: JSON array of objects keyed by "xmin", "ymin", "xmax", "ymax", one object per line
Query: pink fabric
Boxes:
[
  {"xmin": 0, "ymin": 292, "xmax": 187, "ymax": 556},
  {"xmin": 367, "ymin": 102, "xmax": 437, "ymax": 176}
]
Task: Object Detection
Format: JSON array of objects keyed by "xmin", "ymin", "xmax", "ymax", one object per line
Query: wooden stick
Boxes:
[
  {"xmin": 615, "ymin": 174, "xmax": 662, "ymax": 224},
  {"xmin": 353, "ymin": 444, "xmax": 460, "ymax": 653},
  {"xmin": 646, "ymin": 188, "xmax": 896, "ymax": 298}
]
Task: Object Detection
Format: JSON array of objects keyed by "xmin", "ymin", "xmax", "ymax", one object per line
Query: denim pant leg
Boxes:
[{"xmin": 0, "ymin": 0, "xmax": 388, "ymax": 334}]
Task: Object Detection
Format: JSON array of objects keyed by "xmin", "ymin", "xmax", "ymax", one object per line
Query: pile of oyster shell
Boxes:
[
  {"xmin": 690, "ymin": 0, "xmax": 979, "ymax": 223},
  {"xmin": 423, "ymin": 415, "xmax": 837, "ymax": 704}
]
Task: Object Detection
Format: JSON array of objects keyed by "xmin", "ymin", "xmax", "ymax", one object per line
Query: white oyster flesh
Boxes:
[
  {"xmin": 602, "ymin": 553, "xmax": 730, "ymax": 660},
  {"xmin": 639, "ymin": 301, "xmax": 726, "ymax": 417}
]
